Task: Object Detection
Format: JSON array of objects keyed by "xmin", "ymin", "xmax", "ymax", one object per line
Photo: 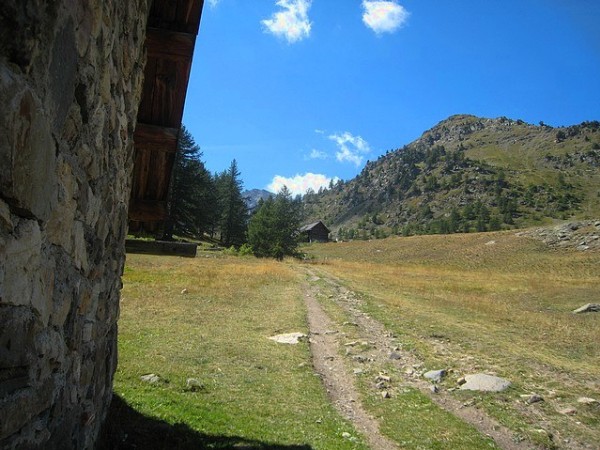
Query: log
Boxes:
[{"xmin": 125, "ymin": 239, "xmax": 197, "ymax": 257}]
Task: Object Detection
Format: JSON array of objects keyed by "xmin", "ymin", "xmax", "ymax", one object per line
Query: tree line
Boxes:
[{"xmin": 163, "ymin": 126, "xmax": 302, "ymax": 259}]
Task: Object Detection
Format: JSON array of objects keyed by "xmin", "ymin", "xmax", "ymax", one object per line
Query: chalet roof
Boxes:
[
  {"xmin": 300, "ymin": 221, "xmax": 330, "ymax": 233},
  {"xmin": 129, "ymin": 0, "xmax": 204, "ymax": 228}
]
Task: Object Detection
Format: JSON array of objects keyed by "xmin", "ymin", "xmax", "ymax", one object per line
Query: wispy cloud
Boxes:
[
  {"xmin": 207, "ymin": 0, "xmax": 222, "ymax": 8},
  {"xmin": 362, "ymin": 1, "xmax": 409, "ymax": 35},
  {"xmin": 329, "ymin": 132, "xmax": 371, "ymax": 166},
  {"xmin": 262, "ymin": 0, "xmax": 312, "ymax": 43},
  {"xmin": 306, "ymin": 149, "xmax": 328, "ymax": 160},
  {"xmin": 267, "ymin": 173, "xmax": 339, "ymax": 196}
]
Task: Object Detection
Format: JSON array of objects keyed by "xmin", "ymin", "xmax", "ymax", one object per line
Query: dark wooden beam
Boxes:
[
  {"xmin": 125, "ymin": 239, "xmax": 198, "ymax": 258},
  {"xmin": 134, "ymin": 123, "xmax": 178, "ymax": 153},
  {"xmin": 146, "ymin": 28, "xmax": 195, "ymax": 61}
]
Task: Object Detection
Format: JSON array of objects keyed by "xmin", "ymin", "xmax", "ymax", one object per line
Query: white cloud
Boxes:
[
  {"xmin": 362, "ymin": 1, "xmax": 409, "ymax": 35},
  {"xmin": 267, "ymin": 173, "xmax": 339, "ymax": 196},
  {"xmin": 262, "ymin": 0, "xmax": 312, "ymax": 43},
  {"xmin": 329, "ymin": 132, "xmax": 371, "ymax": 166},
  {"xmin": 207, "ymin": 0, "xmax": 221, "ymax": 8},
  {"xmin": 306, "ymin": 149, "xmax": 328, "ymax": 160}
]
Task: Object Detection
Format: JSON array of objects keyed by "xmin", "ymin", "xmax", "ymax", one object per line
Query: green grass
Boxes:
[{"xmin": 114, "ymin": 255, "xmax": 368, "ymax": 449}]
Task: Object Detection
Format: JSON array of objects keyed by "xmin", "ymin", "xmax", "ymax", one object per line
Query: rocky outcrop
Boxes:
[
  {"xmin": 0, "ymin": 1, "xmax": 149, "ymax": 448},
  {"xmin": 517, "ymin": 220, "xmax": 600, "ymax": 251}
]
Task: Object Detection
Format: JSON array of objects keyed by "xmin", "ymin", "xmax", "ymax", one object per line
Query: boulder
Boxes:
[
  {"xmin": 572, "ymin": 303, "xmax": 600, "ymax": 314},
  {"xmin": 459, "ymin": 374, "xmax": 511, "ymax": 392},
  {"xmin": 424, "ymin": 369, "xmax": 446, "ymax": 383},
  {"xmin": 268, "ymin": 332, "xmax": 307, "ymax": 345}
]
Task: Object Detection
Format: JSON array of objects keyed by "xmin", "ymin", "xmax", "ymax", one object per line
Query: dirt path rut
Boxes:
[
  {"xmin": 302, "ymin": 267, "xmax": 538, "ymax": 450},
  {"xmin": 305, "ymin": 283, "xmax": 400, "ymax": 449}
]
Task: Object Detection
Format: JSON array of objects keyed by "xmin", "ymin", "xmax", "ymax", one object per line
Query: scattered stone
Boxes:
[
  {"xmin": 389, "ymin": 352, "xmax": 402, "ymax": 360},
  {"xmin": 457, "ymin": 377, "xmax": 467, "ymax": 386},
  {"xmin": 343, "ymin": 321, "xmax": 359, "ymax": 327},
  {"xmin": 577, "ymin": 397, "xmax": 599, "ymax": 405},
  {"xmin": 376, "ymin": 374, "xmax": 391, "ymax": 383},
  {"xmin": 485, "ymin": 240, "xmax": 496, "ymax": 246},
  {"xmin": 324, "ymin": 330, "xmax": 338, "ymax": 335},
  {"xmin": 352, "ymin": 355, "xmax": 368, "ymax": 363},
  {"xmin": 430, "ymin": 385, "xmax": 440, "ymax": 394},
  {"xmin": 572, "ymin": 303, "xmax": 600, "ymax": 314},
  {"xmin": 559, "ymin": 407, "xmax": 577, "ymax": 416},
  {"xmin": 381, "ymin": 391, "xmax": 391, "ymax": 399},
  {"xmin": 523, "ymin": 394, "xmax": 544, "ymax": 404},
  {"xmin": 268, "ymin": 332, "xmax": 307, "ymax": 344},
  {"xmin": 342, "ymin": 432, "xmax": 352, "ymax": 439},
  {"xmin": 344, "ymin": 341, "xmax": 359, "ymax": 347},
  {"xmin": 140, "ymin": 374, "xmax": 161, "ymax": 384},
  {"xmin": 459, "ymin": 374, "xmax": 511, "ymax": 392},
  {"xmin": 375, "ymin": 381, "xmax": 388, "ymax": 390},
  {"xmin": 424, "ymin": 369, "xmax": 447, "ymax": 383},
  {"xmin": 180, "ymin": 288, "xmax": 188, "ymax": 294},
  {"xmin": 185, "ymin": 378, "xmax": 205, "ymax": 392},
  {"xmin": 353, "ymin": 368, "xmax": 364, "ymax": 375}
]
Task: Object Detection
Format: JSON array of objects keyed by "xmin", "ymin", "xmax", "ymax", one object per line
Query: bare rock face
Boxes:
[{"xmin": 0, "ymin": 1, "xmax": 150, "ymax": 448}]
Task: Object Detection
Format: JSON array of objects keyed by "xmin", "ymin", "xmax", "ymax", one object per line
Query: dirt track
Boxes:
[{"xmin": 302, "ymin": 267, "xmax": 539, "ymax": 450}]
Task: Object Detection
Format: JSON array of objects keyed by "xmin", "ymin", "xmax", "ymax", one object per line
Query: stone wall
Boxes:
[{"xmin": 0, "ymin": 1, "xmax": 149, "ymax": 448}]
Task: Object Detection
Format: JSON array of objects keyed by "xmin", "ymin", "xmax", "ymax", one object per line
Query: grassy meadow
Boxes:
[
  {"xmin": 108, "ymin": 230, "xmax": 600, "ymax": 449},
  {"xmin": 305, "ymin": 231, "xmax": 600, "ymax": 448},
  {"xmin": 112, "ymin": 254, "xmax": 368, "ymax": 449}
]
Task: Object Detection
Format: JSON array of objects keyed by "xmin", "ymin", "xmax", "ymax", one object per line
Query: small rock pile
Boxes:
[{"xmin": 517, "ymin": 220, "xmax": 600, "ymax": 251}]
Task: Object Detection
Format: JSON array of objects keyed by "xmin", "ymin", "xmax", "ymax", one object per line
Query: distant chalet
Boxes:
[{"xmin": 300, "ymin": 221, "xmax": 330, "ymax": 243}]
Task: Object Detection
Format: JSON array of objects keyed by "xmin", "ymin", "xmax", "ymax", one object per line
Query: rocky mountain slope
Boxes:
[
  {"xmin": 302, "ymin": 115, "xmax": 600, "ymax": 239},
  {"xmin": 243, "ymin": 188, "xmax": 273, "ymax": 212}
]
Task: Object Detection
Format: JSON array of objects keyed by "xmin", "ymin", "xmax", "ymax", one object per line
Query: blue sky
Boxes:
[{"xmin": 182, "ymin": 0, "xmax": 600, "ymax": 195}]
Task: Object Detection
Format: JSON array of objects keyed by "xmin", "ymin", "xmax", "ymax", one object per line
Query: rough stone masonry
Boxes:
[{"xmin": 0, "ymin": 1, "xmax": 150, "ymax": 448}]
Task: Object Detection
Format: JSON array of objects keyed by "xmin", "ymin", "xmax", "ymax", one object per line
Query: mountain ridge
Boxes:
[{"xmin": 302, "ymin": 114, "xmax": 600, "ymax": 239}]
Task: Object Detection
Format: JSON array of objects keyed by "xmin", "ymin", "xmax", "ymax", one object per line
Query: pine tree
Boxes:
[
  {"xmin": 164, "ymin": 126, "xmax": 216, "ymax": 240},
  {"xmin": 215, "ymin": 159, "xmax": 248, "ymax": 247},
  {"xmin": 247, "ymin": 186, "xmax": 302, "ymax": 260}
]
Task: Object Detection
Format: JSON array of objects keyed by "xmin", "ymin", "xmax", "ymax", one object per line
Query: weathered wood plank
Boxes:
[
  {"xmin": 146, "ymin": 28, "xmax": 195, "ymax": 60},
  {"xmin": 134, "ymin": 123, "xmax": 178, "ymax": 153},
  {"xmin": 150, "ymin": 57, "xmax": 191, "ymax": 127},
  {"xmin": 137, "ymin": 57, "xmax": 158, "ymax": 124},
  {"xmin": 149, "ymin": 0, "xmax": 204, "ymax": 34}
]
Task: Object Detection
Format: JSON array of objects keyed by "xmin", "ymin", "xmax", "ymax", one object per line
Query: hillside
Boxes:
[{"xmin": 302, "ymin": 115, "xmax": 600, "ymax": 239}]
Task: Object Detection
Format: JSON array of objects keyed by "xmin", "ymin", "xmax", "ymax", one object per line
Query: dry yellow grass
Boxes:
[{"xmin": 305, "ymin": 231, "xmax": 600, "ymax": 447}]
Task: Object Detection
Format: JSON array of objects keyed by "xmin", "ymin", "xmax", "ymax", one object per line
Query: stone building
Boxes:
[{"xmin": 0, "ymin": 1, "xmax": 203, "ymax": 448}]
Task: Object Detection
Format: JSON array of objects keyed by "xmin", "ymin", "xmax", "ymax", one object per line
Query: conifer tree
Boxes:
[
  {"xmin": 164, "ymin": 126, "xmax": 216, "ymax": 240},
  {"xmin": 247, "ymin": 186, "xmax": 302, "ymax": 260},
  {"xmin": 215, "ymin": 159, "xmax": 248, "ymax": 247}
]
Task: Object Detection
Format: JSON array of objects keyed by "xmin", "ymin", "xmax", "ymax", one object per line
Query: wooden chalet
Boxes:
[
  {"xmin": 129, "ymin": 0, "xmax": 204, "ymax": 233},
  {"xmin": 300, "ymin": 221, "xmax": 330, "ymax": 243}
]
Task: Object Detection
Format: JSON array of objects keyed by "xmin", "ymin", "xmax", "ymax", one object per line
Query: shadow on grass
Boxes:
[{"xmin": 98, "ymin": 395, "xmax": 313, "ymax": 450}]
